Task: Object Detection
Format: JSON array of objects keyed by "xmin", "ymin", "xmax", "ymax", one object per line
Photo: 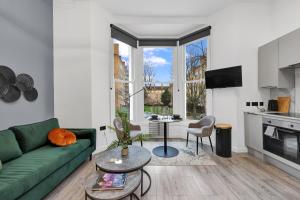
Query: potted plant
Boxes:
[{"xmin": 108, "ymin": 110, "xmax": 148, "ymax": 156}]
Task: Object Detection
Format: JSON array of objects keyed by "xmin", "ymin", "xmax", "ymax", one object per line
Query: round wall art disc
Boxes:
[
  {"xmin": 24, "ymin": 88, "xmax": 38, "ymax": 101},
  {"xmin": 0, "ymin": 85, "xmax": 9, "ymax": 98},
  {"xmin": 0, "ymin": 73, "xmax": 8, "ymax": 86},
  {"xmin": 0, "ymin": 66, "xmax": 16, "ymax": 84},
  {"xmin": 16, "ymin": 73, "xmax": 34, "ymax": 91},
  {"xmin": 0, "ymin": 74, "xmax": 9, "ymax": 97},
  {"xmin": 1, "ymin": 85, "xmax": 21, "ymax": 103}
]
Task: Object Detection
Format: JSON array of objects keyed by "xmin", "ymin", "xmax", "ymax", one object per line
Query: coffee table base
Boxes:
[
  {"xmin": 141, "ymin": 168, "xmax": 151, "ymax": 196},
  {"xmin": 152, "ymin": 146, "xmax": 179, "ymax": 158}
]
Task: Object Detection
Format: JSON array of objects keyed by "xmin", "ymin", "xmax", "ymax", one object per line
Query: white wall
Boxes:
[
  {"xmin": 208, "ymin": 2, "xmax": 272, "ymax": 152},
  {"xmin": 54, "ymin": 0, "xmax": 113, "ymax": 152},
  {"xmin": 90, "ymin": 0, "xmax": 116, "ymax": 152},
  {"xmin": 270, "ymin": 0, "xmax": 300, "ymax": 40},
  {"xmin": 54, "ymin": 0, "xmax": 92, "ymax": 128}
]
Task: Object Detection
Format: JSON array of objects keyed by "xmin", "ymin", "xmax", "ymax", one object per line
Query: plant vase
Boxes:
[{"xmin": 121, "ymin": 147, "xmax": 129, "ymax": 156}]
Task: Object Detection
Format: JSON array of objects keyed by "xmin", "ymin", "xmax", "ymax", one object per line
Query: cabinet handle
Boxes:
[{"xmin": 267, "ymin": 120, "xmax": 272, "ymax": 124}]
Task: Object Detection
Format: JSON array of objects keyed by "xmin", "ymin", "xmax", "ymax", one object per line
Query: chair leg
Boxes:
[
  {"xmin": 196, "ymin": 137, "xmax": 199, "ymax": 155},
  {"xmin": 186, "ymin": 133, "xmax": 189, "ymax": 147},
  {"xmin": 140, "ymin": 140, "xmax": 143, "ymax": 147},
  {"xmin": 209, "ymin": 136, "xmax": 213, "ymax": 152},
  {"xmin": 200, "ymin": 137, "xmax": 203, "ymax": 146}
]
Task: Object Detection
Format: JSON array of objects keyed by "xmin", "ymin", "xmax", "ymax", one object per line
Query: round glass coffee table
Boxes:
[{"xmin": 93, "ymin": 146, "xmax": 152, "ymax": 199}]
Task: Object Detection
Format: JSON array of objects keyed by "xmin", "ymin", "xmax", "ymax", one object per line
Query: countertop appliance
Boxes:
[
  {"xmin": 268, "ymin": 99, "xmax": 278, "ymax": 111},
  {"xmin": 263, "ymin": 117, "xmax": 300, "ymax": 165}
]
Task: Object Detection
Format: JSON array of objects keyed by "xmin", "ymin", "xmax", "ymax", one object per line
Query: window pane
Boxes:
[
  {"xmin": 143, "ymin": 47, "xmax": 173, "ymax": 118},
  {"xmin": 185, "ymin": 39, "xmax": 207, "ymax": 81},
  {"xmin": 186, "ymin": 82, "xmax": 206, "ymax": 120},
  {"xmin": 185, "ymin": 38, "xmax": 208, "ymax": 120},
  {"xmin": 115, "ymin": 81, "xmax": 130, "ymax": 117},
  {"xmin": 113, "ymin": 40, "xmax": 130, "ymax": 81},
  {"xmin": 113, "ymin": 39, "xmax": 131, "ymax": 119},
  {"xmin": 144, "ymin": 83, "xmax": 173, "ymax": 118}
]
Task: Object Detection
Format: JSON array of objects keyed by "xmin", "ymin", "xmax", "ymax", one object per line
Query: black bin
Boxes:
[{"xmin": 215, "ymin": 124, "xmax": 232, "ymax": 157}]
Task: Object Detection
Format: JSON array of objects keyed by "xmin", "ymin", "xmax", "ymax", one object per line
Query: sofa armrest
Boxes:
[{"xmin": 66, "ymin": 128, "xmax": 96, "ymax": 149}]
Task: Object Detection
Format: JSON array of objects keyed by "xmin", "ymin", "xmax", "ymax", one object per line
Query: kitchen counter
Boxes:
[{"xmin": 244, "ymin": 111, "xmax": 300, "ymax": 122}]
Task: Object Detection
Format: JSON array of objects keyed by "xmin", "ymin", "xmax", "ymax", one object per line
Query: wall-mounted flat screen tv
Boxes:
[{"xmin": 205, "ymin": 66, "xmax": 242, "ymax": 89}]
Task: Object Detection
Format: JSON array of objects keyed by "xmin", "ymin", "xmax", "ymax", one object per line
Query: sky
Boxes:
[{"xmin": 143, "ymin": 47, "xmax": 173, "ymax": 83}]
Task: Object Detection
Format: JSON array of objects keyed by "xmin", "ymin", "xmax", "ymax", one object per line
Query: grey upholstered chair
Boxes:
[
  {"xmin": 113, "ymin": 118, "xmax": 143, "ymax": 146},
  {"xmin": 186, "ymin": 116, "xmax": 215, "ymax": 154}
]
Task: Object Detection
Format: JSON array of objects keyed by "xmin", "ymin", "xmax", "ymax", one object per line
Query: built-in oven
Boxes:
[{"xmin": 263, "ymin": 117, "xmax": 300, "ymax": 165}]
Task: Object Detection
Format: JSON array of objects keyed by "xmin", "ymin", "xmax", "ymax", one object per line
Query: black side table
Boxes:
[{"xmin": 215, "ymin": 124, "xmax": 232, "ymax": 157}]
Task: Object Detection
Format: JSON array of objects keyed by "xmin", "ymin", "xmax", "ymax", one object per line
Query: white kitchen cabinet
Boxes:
[
  {"xmin": 258, "ymin": 40, "xmax": 295, "ymax": 88},
  {"xmin": 279, "ymin": 28, "xmax": 300, "ymax": 68},
  {"xmin": 258, "ymin": 39, "xmax": 278, "ymax": 88},
  {"xmin": 244, "ymin": 112, "xmax": 263, "ymax": 152}
]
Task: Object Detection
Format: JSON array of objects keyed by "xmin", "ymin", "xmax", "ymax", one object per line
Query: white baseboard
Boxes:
[{"xmin": 232, "ymin": 146, "xmax": 248, "ymax": 153}]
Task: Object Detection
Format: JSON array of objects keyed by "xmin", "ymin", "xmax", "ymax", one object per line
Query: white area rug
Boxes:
[{"xmin": 141, "ymin": 139, "xmax": 216, "ymax": 166}]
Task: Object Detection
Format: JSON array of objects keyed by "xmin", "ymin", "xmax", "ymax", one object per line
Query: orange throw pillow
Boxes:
[{"xmin": 48, "ymin": 128, "xmax": 76, "ymax": 147}]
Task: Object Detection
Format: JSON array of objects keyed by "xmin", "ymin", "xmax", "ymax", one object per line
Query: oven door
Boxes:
[{"xmin": 263, "ymin": 124, "xmax": 300, "ymax": 164}]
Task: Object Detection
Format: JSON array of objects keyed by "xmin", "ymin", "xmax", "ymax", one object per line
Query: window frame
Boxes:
[
  {"xmin": 142, "ymin": 46, "xmax": 176, "ymax": 118},
  {"xmin": 183, "ymin": 36, "xmax": 210, "ymax": 120},
  {"xmin": 111, "ymin": 39, "xmax": 134, "ymax": 120}
]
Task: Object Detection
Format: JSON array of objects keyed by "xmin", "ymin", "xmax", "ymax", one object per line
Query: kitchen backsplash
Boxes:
[
  {"xmin": 270, "ymin": 88, "xmax": 295, "ymax": 112},
  {"xmin": 270, "ymin": 68, "xmax": 300, "ymax": 113}
]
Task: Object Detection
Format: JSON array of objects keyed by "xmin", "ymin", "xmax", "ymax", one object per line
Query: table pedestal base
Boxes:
[{"xmin": 152, "ymin": 146, "xmax": 179, "ymax": 158}]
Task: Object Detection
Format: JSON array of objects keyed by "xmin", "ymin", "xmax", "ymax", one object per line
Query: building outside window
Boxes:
[
  {"xmin": 113, "ymin": 39, "xmax": 132, "ymax": 118},
  {"xmin": 185, "ymin": 38, "xmax": 208, "ymax": 120}
]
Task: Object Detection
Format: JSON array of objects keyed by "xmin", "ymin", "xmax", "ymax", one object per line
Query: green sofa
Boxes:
[{"xmin": 0, "ymin": 118, "xmax": 96, "ymax": 200}]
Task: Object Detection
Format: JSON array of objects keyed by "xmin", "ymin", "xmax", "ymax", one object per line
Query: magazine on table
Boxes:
[{"xmin": 92, "ymin": 173, "xmax": 127, "ymax": 191}]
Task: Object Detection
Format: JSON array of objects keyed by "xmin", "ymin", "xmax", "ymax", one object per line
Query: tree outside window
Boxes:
[
  {"xmin": 143, "ymin": 48, "xmax": 174, "ymax": 118},
  {"xmin": 185, "ymin": 38, "xmax": 208, "ymax": 120}
]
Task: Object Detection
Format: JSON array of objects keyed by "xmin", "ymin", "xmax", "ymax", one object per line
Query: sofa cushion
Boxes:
[
  {"xmin": 0, "ymin": 139, "xmax": 90, "ymax": 200},
  {"xmin": 0, "ymin": 130, "xmax": 23, "ymax": 163},
  {"xmin": 48, "ymin": 128, "xmax": 77, "ymax": 147},
  {"xmin": 9, "ymin": 118, "xmax": 60, "ymax": 153}
]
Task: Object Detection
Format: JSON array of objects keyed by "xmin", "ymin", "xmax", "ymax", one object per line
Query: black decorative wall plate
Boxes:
[
  {"xmin": 24, "ymin": 88, "xmax": 38, "ymax": 102},
  {"xmin": 0, "ymin": 65, "xmax": 16, "ymax": 84},
  {"xmin": 2, "ymin": 85, "xmax": 21, "ymax": 103},
  {"xmin": 16, "ymin": 73, "xmax": 34, "ymax": 91}
]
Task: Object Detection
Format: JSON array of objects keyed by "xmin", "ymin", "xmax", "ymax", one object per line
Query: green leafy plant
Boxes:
[
  {"xmin": 161, "ymin": 88, "xmax": 171, "ymax": 107},
  {"xmin": 108, "ymin": 110, "xmax": 148, "ymax": 150}
]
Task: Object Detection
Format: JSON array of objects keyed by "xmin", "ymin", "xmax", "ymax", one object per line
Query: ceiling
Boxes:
[
  {"xmin": 100, "ymin": 0, "xmax": 268, "ymax": 37},
  {"xmin": 98, "ymin": 0, "xmax": 236, "ymax": 17}
]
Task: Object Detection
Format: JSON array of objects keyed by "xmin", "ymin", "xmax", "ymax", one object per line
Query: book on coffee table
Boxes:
[{"xmin": 92, "ymin": 173, "xmax": 127, "ymax": 191}]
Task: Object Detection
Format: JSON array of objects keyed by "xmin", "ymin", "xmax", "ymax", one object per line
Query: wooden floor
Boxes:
[{"xmin": 44, "ymin": 145, "xmax": 300, "ymax": 200}]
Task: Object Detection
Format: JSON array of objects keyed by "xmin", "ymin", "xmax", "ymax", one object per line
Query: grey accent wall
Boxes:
[{"xmin": 0, "ymin": 0, "xmax": 54, "ymax": 129}]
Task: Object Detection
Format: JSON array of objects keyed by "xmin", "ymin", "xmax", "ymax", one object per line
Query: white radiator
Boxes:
[{"xmin": 148, "ymin": 122, "xmax": 169, "ymax": 136}]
